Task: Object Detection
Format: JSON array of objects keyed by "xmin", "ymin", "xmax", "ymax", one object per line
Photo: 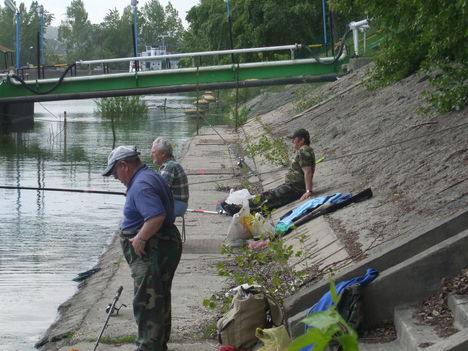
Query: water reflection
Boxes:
[{"xmin": 0, "ymin": 96, "xmax": 223, "ymax": 350}]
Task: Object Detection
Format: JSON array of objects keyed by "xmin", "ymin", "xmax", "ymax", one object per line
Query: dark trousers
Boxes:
[
  {"xmin": 120, "ymin": 225, "xmax": 182, "ymax": 351},
  {"xmin": 251, "ymin": 183, "xmax": 303, "ymax": 211}
]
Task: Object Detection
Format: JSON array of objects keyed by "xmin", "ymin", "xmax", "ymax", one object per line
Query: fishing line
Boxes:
[{"xmin": 38, "ymin": 102, "xmax": 61, "ymax": 119}]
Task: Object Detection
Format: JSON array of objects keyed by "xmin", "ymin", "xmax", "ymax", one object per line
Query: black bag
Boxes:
[{"xmin": 328, "ymin": 284, "xmax": 362, "ymax": 351}]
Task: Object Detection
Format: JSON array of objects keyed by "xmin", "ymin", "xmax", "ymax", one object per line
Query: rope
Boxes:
[
  {"xmin": 301, "ymin": 27, "xmax": 351, "ymax": 65},
  {"xmin": 10, "ymin": 63, "xmax": 76, "ymax": 95}
]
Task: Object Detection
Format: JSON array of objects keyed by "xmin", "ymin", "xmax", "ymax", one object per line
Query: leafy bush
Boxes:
[
  {"xmin": 331, "ymin": 0, "xmax": 467, "ymax": 112},
  {"xmin": 293, "ymin": 84, "xmax": 328, "ymax": 113},
  {"xmin": 95, "ymin": 96, "xmax": 148, "ymax": 118},
  {"xmin": 244, "ymin": 134, "xmax": 292, "ymax": 167},
  {"xmin": 217, "ymin": 234, "xmax": 314, "ymax": 304},
  {"xmin": 288, "ymin": 277, "xmax": 359, "ymax": 351}
]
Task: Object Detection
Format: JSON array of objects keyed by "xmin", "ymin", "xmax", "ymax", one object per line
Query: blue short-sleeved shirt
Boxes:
[{"xmin": 120, "ymin": 165, "xmax": 175, "ymax": 231}]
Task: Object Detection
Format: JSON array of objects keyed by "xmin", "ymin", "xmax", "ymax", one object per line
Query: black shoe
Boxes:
[{"xmin": 220, "ymin": 201, "xmax": 242, "ymax": 216}]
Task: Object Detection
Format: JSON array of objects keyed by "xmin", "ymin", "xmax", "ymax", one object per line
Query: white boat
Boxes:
[{"xmin": 129, "ymin": 45, "xmax": 180, "ymax": 72}]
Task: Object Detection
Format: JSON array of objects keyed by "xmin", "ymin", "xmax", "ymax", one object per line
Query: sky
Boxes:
[{"xmin": 18, "ymin": 0, "xmax": 200, "ymax": 27}]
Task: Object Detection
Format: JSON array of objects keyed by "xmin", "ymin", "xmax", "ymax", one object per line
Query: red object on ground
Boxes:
[
  {"xmin": 218, "ymin": 346, "xmax": 236, "ymax": 351},
  {"xmin": 249, "ymin": 239, "xmax": 270, "ymax": 249},
  {"xmin": 219, "ymin": 346, "xmax": 246, "ymax": 351}
]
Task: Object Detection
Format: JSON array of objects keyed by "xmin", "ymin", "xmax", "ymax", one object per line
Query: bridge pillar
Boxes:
[{"xmin": 0, "ymin": 102, "xmax": 34, "ymax": 132}]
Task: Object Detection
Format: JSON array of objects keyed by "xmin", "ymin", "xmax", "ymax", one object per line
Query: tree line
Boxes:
[{"xmin": 0, "ymin": 0, "xmax": 465, "ymax": 112}]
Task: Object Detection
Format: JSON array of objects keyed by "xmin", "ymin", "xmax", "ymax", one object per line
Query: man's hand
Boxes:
[
  {"xmin": 129, "ymin": 215, "xmax": 165, "ymax": 258},
  {"xmin": 130, "ymin": 236, "xmax": 147, "ymax": 257},
  {"xmin": 300, "ymin": 191, "xmax": 312, "ymax": 201}
]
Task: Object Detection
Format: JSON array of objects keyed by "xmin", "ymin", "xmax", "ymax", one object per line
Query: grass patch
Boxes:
[
  {"xmin": 215, "ymin": 183, "xmax": 231, "ymax": 192},
  {"xmin": 201, "ymin": 321, "xmax": 218, "ymax": 339},
  {"xmin": 85, "ymin": 335, "xmax": 136, "ymax": 344},
  {"xmin": 293, "ymin": 83, "xmax": 329, "ymax": 113}
]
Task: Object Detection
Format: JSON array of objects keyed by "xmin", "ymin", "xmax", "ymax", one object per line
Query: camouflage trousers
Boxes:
[
  {"xmin": 120, "ymin": 225, "xmax": 182, "ymax": 351},
  {"xmin": 251, "ymin": 183, "xmax": 303, "ymax": 211}
]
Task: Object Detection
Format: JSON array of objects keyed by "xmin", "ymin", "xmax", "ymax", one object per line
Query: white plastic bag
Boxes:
[
  {"xmin": 226, "ymin": 188, "xmax": 254, "ymax": 205},
  {"xmin": 226, "ymin": 201, "xmax": 253, "ymax": 242},
  {"xmin": 249, "ymin": 213, "xmax": 275, "ymax": 238},
  {"xmin": 227, "ymin": 213, "xmax": 251, "ymax": 241}
]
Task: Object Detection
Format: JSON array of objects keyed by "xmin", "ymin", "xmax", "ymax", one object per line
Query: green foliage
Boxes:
[
  {"xmin": 203, "ymin": 294, "xmax": 232, "ymax": 313},
  {"xmin": 58, "ymin": 0, "xmax": 93, "ymax": 62},
  {"xmin": 331, "ymin": 0, "xmax": 467, "ymax": 112},
  {"xmin": 201, "ymin": 321, "xmax": 218, "ymax": 339},
  {"xmin": 0, "ymin": 2, "xmax": 53, "ymax": 67},
  {"xmin": 56, "ymin": 0, "xmax": 184, "ymax": 63},
  {"xmin": 217, "ymin": 236, "xmax": 311, "ymax": 304},
  {"xmin": 244, "ymin": 133, "xmax": 292, "ymax": 167},
  {"xmin": 94, "ymin": 7, "xmax": 134, "ymax": 63},
  {"xmin": 288, "ymin": 278, "xmax": 359, "ymax": 351},
  {"xmin": 182, "ymin": 0, "xmax": 231, "ymax": 60},
  {"xmin": 229, "ymin": 106, "xmax": 249, "ymax": 126},
  {"xmin": 140, "ymin": 0, "xmax": 184, "ymax": 51},
  {"xmin": 422, "ymin": 63, "xmax": 468, "ymax": 113},
  {"xmin": 215, "ymin": 183, "xmax": 231, "ymax": 192},
  {"xmin": 239, "ymin": 180, "xmax": 252, "ymax": 189},
  {"xmin": 94, "ymin": 335, "xmax": 136, "ymax": 344},
  {"xmin": 95, "ymin": 96, "xmax": 148, "ymax": 118},
  {"xmin": 203, "ymin": 297, "xmax": 217, "ymax": 310},
  {"xmin": 293, "ymin": 84, "xmax": 328, "ymax": 112},
  {"xmin": 182, "ymin": 0, "xmax": 349, "ymax": 62},
  {"xmin": 62, "ymin": 331, "xmax": 75, "ymax": 339}
]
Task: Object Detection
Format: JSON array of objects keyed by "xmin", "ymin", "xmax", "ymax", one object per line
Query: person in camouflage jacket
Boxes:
[
  {"xmin": 256, "ymin": 128, "xmax": 315, "ymax": 211},
  {"xmin": 222, "ymin": 129, "xmax": 315, "ymax": 215}
]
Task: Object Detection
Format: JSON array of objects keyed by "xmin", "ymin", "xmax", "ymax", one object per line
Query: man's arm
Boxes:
[
  {"xmin": 299, "ymin": 166, "xmax": 313, "ymax": 200},
  {"xmin": 160, "ymin": 164, "xmax": 175, "ymax": 187},
  {"xmin": 130, "ymin": 215, "xmax": 165, "ymax": 257}
]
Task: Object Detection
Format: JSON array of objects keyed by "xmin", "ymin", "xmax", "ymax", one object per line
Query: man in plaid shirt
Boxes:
[{"xmin": 151, "ymin": 137, "xmax": 189, "ymax": 216}]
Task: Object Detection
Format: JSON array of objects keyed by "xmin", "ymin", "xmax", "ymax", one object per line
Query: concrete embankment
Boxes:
[
  {"xmin": 37, "ymin": 63, "xmax": 467, "ymax": 351},
  {"xmin": 37, "ymin": 126, "xmax": 240, "ymax": 351},
  {"xmin": 237, "ymin": 65, "xmax": 467, "ymax": 350}
]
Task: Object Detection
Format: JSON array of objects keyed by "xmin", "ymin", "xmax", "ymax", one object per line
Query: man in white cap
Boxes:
[{"xmin": 103, "ymin": 145, "xmax": 182, "ymax": 351}]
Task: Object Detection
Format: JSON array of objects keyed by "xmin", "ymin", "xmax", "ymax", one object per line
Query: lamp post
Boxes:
[
  {"xmin": 4, "ymin": 0, "xmax": 20, "ymax": 73},
  {"xmin": 321, "ymin": 0, "xmax": 328, "ymax": 55},
  {"xmin": 224, "ymin": 0, "xmax": 234, "ymax": 63},
  {"xmin": 28, "ymin": 45, "xmax": 33, "ymax": 67},
  {"xmin": 131, "ymin": 0, "xmax": 139, "ymax": 56},
  {"xmin": 37, "ymin": 5, "xmax": 44, "ymax": 66}
]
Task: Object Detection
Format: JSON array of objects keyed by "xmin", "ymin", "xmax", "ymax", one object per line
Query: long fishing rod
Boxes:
[
  {"xmin": 0, "ymin": 185, "xmax": 126, "ymax": 196},
  {"xmin": 1, "ymin": 185, "xmax": 225, "ymax": 215}
]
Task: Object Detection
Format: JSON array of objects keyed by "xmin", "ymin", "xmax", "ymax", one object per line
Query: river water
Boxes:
[{"xmin": 0, "ymin": 96, "xmax": 221, "ymax": 350}]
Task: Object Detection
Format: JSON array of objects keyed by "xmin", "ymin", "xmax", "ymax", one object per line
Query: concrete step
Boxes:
[
  {"xmin": 358, "ymin": 294, "xmax": 468, "ymax": 351},
  {"xmin": 394, "ymin": 304, "xmax": 445, "ymax": 351},
  {"xmin": 423, "ymin": 330, "xmax": 468, "ymax": 351},
  {"xmin": 358, "ymin": 340, "xmax": 403, "ymax": 351},
  {"xmin": 447, "ymin": 294, "xmax": 468, "ymax": 330}
]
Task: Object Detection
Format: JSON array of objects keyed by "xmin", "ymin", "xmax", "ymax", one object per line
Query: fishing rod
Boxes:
[
  {"xmin": 0, "ymin": 185, "xmax": 126, "ymax": 196},
  {"xmin": 1, "ymin": 185, "xmax": 226, "ymax": 215},
  {"xmin": 187, "ymin": 208, "xmax": 224, "ymax": 215}
]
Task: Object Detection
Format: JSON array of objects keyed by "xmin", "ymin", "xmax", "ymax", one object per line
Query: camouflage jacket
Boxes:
[{"xmin": 284, "ymin": 145, "xmax": 315, "ymax": 190}]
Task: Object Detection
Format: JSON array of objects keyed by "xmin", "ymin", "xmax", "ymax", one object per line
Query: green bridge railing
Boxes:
[{"xmin": 0, "ymin": 44, "xmax": 348, "ymax": 103}]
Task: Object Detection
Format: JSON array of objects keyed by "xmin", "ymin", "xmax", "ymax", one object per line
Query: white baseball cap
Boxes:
[{"xmin": 102, "ymin": 145, "xmax": 140, "ymax": 176}]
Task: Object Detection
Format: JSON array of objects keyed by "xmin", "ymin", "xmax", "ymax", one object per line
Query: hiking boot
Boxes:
[{"xmin": 220, "ymin": 201, "xmax": 242, "ymax": 216}]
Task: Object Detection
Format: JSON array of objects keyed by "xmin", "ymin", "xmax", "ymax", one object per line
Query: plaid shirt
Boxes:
[{"xmin": 159, "ymin": 158, "xmax": 189, "ymax": 202}]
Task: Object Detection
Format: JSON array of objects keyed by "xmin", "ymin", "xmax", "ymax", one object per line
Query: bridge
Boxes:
[
  {"xmin": 0, "ymin": 45, "xmax": 346, "ymax": 129},
  {"xmin": 0, "ymin": 19, "xmax": 372, "ymax": 126},
  {"xmin": 0, "ymin": 44, "xmax": 346, "ymax": 104},
  {"xmin": 0, "ymin": 20, "xmax": 369, "ymax": 125}
]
